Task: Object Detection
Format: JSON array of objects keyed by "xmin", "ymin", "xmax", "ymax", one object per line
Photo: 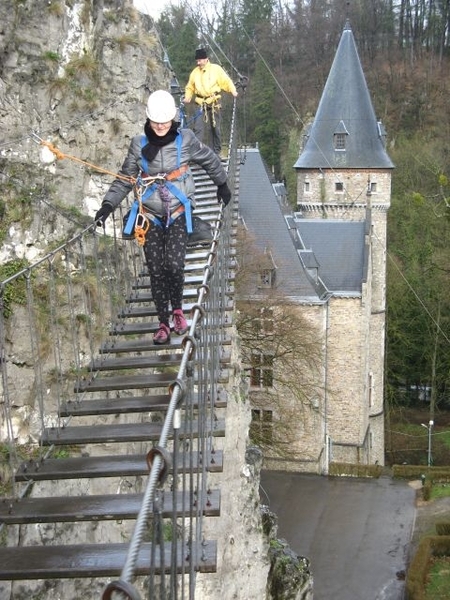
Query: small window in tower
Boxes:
[
  {"xmin": 304, "ymin": 181, "xmax": 310, "ymax": 193},
  {"xmin": 370, "ymin": 182, "xmax": 377, "ymax": 193},
  {"xmin": 334, "ymin": 133, "xmax": 346, "ymax": 150},
  {"xmin": 335, "ymin": 182, "xmax": 344, "ymax": 192}
]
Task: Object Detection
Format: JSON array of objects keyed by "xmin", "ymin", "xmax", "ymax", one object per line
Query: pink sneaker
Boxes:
[
  {"xmin": 153, "ymin": 322, "xmax": 170, "ymax": 345},
  {"xmin": 172, "ymin": 309, "xmax": 188, "ymax": 335}
]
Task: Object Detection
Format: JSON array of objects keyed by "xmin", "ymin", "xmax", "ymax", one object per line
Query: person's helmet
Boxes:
[{"xmin": 146, "ymin": 90, "xmax": 177, "ymax": 122}]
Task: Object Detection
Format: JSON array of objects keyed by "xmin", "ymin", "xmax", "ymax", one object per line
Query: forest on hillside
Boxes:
[{"xmin": 157, "ymin": 0, "xmax": 450, "ymax": 416}]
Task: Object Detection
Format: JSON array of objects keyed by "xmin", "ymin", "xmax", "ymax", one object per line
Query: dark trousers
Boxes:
[
  {"xmin": 143, "ymin": 215, "xmax": 188, "ymax": 325},
  {"xmin": 193, "ymin": 105, "xmax": 222, "ymax": 154}
]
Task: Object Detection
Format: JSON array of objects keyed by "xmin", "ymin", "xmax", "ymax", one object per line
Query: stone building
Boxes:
[{"xmin": 238, "ymin": 21, "xmax": 394, "ymax": 473}]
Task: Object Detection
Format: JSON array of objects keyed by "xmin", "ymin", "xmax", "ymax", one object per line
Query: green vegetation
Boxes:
[
  {"xmin": 0, "ymin": 442, "xmax": 41, "ymax": 496},
  {"xmin": 47, "ymin": 1, "xmax": 63, "ymax": 17},
  {"xmin": 48, "ymin": 50, "xmax": 101, "ymax": 109},
  {"xmin": 425, "ymin": 556, "xmax": 450, "ymax": 599},
  {"xmin": 430, "ymin": 485, "xmax": 450, "ymax": 501},
  {"xmin": 0, "ymin": 175, "xmax": 36, "ymax": 244},
  {"xmin": 386, "ymin": 408, "xmax": 450, "ymax": 467},
  {"xmin": 114, "ymin": 33, "xmax": 141, "ymax": 52},
  {"xmin": 0, "ymin": 259, "xmax": 31, "ymax": 318},
  {"xmin": 42, "ymin": 51, "xmax": 60, "ymax": 62}
]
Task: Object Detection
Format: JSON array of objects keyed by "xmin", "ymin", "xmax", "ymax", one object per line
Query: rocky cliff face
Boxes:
[{"xmin": 0, "ymin": 0, "xmax": 168, "ymax": 262}]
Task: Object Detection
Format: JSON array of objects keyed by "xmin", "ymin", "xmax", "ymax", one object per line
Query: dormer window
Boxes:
[
  {"xmin": 260, "ymin": 269, "xmax": 275, "ymax": 288},
  {"xmin": 333, "ymin": 120, "xmax": 349, "ymax": 151},
  {"xmin": 259, "ymin": 249, "xmax": 277, "ymax": 288},
  {"xmin": 334, "ymin": 133, "xmax": 346, "ymax": 150}
]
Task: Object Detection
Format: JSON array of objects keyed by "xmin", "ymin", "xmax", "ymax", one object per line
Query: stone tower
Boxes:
[{"xmin": 294, "ymin": 21, "xmax": 394, "ymax": 466}]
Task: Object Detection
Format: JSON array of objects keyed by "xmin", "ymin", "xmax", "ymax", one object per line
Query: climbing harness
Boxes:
[
  {"xmin": 123, "ymin": 131, "xmax": 193, "ymax": 246},
  {"xmin": 32, "ymin": 130, "xmax": 193, "ymax": 247},
  {"xmin": 195, "ymin": 93, "xmax": 221, "ymax": 128}
]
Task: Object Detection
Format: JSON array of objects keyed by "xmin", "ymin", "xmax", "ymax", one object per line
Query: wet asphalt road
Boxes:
[{"xmin": 260, "ymin": 472, "xmax": 416, "ymax": 600}]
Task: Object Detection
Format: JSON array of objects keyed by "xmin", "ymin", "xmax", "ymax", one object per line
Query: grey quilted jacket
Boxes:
[{"xmin": 102, "ymin": 128, "xmax": 227, "ymax": 216}]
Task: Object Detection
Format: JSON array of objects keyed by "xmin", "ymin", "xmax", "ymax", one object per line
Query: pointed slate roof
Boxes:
[{"xmin": 294, "ymin": 22, "xmax": 394, "ymax": 170}]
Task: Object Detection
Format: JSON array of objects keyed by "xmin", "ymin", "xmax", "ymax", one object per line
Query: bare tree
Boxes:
[{"xmin": 235, "ymin": 227, "xmax": 323, "ymax": 459}]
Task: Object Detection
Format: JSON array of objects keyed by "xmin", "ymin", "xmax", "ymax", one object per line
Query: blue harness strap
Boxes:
[
  {"xmin": 123, "ymin": 200, "xmax": 140, "ymax": 236},
  {"xmin": 139, "ymin": 132, "xmax": 193, "ymax": 233}
]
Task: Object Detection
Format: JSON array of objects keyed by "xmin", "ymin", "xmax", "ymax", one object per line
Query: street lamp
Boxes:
[{"xmin": 421, "ymin": 420, "xmax": 434, "ymax": 467}]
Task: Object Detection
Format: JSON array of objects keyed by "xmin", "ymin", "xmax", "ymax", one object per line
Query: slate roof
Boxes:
[
  {"xmin": 238, "ymin": 149, "xmax": 367, "ymax": 299},
  {"xmin": 238, "ymin": 149, "xmax": 322, "ymax": 301},
  {"xmin": 294, "ymin": 22, "xmax": 394, "ymax": 170},
  {"xmin": 295, "ymin": 219, "xmax": 367, "ymax": 293}
]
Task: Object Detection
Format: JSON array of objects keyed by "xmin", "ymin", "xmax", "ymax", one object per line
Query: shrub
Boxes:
[
  {"xmin": 406, "ymin": 536, "xmax": 450, "ymax": 599},
  {"xmin": 436, "ymin": 522, "xmax": 450, "ymax": 536},
  {"xmin": 392, "ymin": 464, "xmax": 450, "ymax": 482}
]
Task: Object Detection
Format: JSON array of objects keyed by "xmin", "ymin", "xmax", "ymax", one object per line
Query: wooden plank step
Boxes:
[
  {"xmin": 124, "ymin": 287, "xmax": 234, "ymax": 305},
  {"xmin": 0, "ymin": 540, "xmax": 217, "ymax": 579},
  {"xmin": 132, "ymin": 273, "xmax": 235, "ymax": 291},
  {"xmin": 61, "ymin": 389, "xmax": 227, "ymax": 417},
  {"xmin": 41, "ymin": 419, "xmax": 226, "ymax": 446},
  {"xmin": 132, "ymin": 274, "xmax": 207, "ymax": 290},
  {"xmin": 0, "ymin": 489, "xmax": 220, "ymax": 524},
  {"xmin": 91, "ymin": 353, "xmax": 182, "ymax": 371},
  {"xmin": 100, "ymin": 333, "xmax": 231, "ymax": 353},
  {"xmin": 118, "ymin": 301, "xmax": 198, "ymax": 318},
  {"xmin": 15, "ymin": 450, "xmax": 224, "ymax": 482},
  {"xmin": 118, "ymin": 299, "xmax": 233, "ymax": 318},
  {"xmin": 109, "ymin": 321, "xmax": 190, "ymax": 336},
  {"xmin": 110, "ymin": 319, "xmax": 232, "ymax": 336},
  {"xmin": 74, "ymin": 372, "xmax": 176, "ymax": 393},
  {"xmin": 126, "ymin": 288, "xmax": 200, "ymax": 303},
  {"xmin": 60, "ymin": 393, "xmax": 171, "ymax": 416},
  {"xmin": 74, "ymin": 371, "xmax": 231, "ymax": 394},
  {"xmin": 99, "ymin": 332, "xmax": 231, "ymax": 354},
  {"xmin": 185, "ymin": 247, "xmax": 236, "ymax": 261},
  {"xmin": 101, "ymin": 336, "xmax": 184, "ymax": 353}
]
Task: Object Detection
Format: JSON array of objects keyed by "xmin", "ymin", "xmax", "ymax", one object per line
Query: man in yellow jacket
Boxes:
[{"xmin": 183, "ymin": 48, "xmax": 238, "ymax": 155}]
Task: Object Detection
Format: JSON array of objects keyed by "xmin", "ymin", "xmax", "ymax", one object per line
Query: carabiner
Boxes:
[{"xmin": 134, "ymin": 213, "xmax": 150, "ymax": 246}]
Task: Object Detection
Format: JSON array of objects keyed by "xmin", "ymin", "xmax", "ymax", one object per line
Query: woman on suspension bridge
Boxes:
[
  {"xmin": 94, "ymin": 89, "xmax": 232, "ymax": 345},
  {"xmin": 183, "ymin": 47, "xmax": 238, "ymax": 156}
]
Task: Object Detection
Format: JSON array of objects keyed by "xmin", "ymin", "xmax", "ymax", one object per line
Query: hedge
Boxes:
[
  {"xmin": 392, "ymin": 464, "xmax": 450, "ymax": 482},
  {"xmin": 328, "ymin": 462, "xmax": 383, "ymax": 478},
  {"xmin": 406, "ymin": 536, "xmax": 450, "ymax": 600}
]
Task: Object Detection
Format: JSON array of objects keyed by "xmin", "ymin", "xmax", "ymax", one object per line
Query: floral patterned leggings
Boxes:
[{"xmin": 143, "ymin": 214, "xmax": 188, "ymax": 326}]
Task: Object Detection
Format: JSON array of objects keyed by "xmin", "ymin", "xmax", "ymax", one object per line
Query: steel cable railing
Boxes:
[{"xmin": 0, "ymin": 221, "xmax": 137, "ymax": 498}]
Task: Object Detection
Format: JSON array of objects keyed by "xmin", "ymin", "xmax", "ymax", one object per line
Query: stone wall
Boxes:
[{"xmin": 296, "ymin": 169, "xmax": 392, "ymax": 213}]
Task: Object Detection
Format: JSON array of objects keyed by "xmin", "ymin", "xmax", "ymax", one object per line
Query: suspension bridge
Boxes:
[{"xmin": 0, "ymin": 106, "xmax": 240, "ymax": 599}]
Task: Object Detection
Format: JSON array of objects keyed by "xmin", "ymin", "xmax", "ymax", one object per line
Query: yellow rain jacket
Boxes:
[{"xmin": 184, "ymin": 61, "xmax": 236, "ymax": 105}]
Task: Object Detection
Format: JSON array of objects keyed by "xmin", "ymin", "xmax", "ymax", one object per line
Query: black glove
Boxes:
[
  {"xmin": 217, "ymin": 183, "xmax": 231, "ymax": 207},
  {"xmin": 94, "ymin": 203, "xmax": 113, "ymax": 226}
]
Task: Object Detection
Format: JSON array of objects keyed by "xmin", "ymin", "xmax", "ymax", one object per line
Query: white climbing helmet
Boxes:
[{"xmin": 146, "ymin": 90, "xmax": 177, "ymax": 122}]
